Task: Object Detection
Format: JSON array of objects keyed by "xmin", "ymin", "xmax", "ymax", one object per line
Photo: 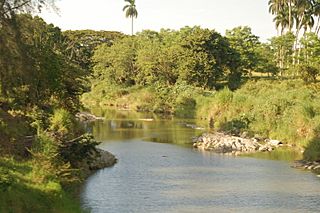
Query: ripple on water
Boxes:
[{"xmin": 81, "ymin": 116, "xmax": 320, "ymax": 213}]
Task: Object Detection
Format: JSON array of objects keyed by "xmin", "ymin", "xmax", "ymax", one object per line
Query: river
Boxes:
[{"xmin": 81, "ymin": 109, "xmax": 320, "ymax": 213}]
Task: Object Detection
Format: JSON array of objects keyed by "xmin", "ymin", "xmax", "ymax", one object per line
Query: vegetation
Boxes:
[
  {"xmin": 0, "ymin": 2, "xmax": 110, "ymax": 212},
  {"xmin": 2, "ymin": 0, "xmax": 320, "ymax": 211},
  {"xmin": 0, "ymin": 157, "xmax": 83, "ymax": 213},
  {"xmin": 82, "ymin": 3, "xmax": 320, "ymax": 163},
  {"xmin": 196, "ymin": 81, "xmax": 320, "ymax": 154}
]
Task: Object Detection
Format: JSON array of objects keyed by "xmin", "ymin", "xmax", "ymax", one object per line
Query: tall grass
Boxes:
[{"xmin": 196, "ymin": 80, "xmax": 320, "ymax": 160}]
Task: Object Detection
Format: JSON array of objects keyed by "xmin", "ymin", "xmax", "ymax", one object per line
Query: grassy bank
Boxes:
[
  {"xmin": 196, "ymin": 80, "xmax": 320, "ymax": 161},
  {"xmin": 0, "ymin": 157, "xmax": 83, "ymax": 213},
  {"xmin": 0, "ymin": 108, "xmax": 106, "ymax": 212},
  {"xmin": 82, "ymin": 81, "xmax": 212, "ymax": 117},
  {"xmin": 82, "ymin": 79, "xmax": 320, "ymax": 161}
]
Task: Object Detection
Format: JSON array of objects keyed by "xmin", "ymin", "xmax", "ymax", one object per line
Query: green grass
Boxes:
[
  {"xmin": 196, "ymin": 79, "xmax": 320, "ymax": 160},
  {"xmin": 0, "ymin": 157, "xmax": 84, "ymax": 213},
  {"xmin": 82, "ymin": 81, "xmax": 210, "ymax": 117}
]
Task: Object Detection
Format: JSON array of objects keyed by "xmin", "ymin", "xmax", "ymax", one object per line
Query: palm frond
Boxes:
[{"xmin": 123, "ymin": 5, "xmax": 130, "ymax": 11}]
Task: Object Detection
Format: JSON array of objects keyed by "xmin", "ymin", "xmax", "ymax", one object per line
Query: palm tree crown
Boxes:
[{"xmin": 123, "ymin": 0, "xmax": 138, "ymax": 35}]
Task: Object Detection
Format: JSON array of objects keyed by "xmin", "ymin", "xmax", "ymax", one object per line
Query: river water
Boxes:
[{"xmin": 81, "ymin": 110, "xmax": 320, "ymax": 213}]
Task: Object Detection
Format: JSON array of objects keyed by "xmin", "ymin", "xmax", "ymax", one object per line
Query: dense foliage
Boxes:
[
  {"xmin": 92, "ymin": 26, "xmax": 243, "ymax": 90},
  {"xmin": 268, "ymin": 0, "xmax": 320, "ymax": 78},
  {"xmin": 63, "ymin": 30, "xmax": 124, "ymax": 71}
]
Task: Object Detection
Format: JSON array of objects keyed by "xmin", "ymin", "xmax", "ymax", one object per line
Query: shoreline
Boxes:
[{"xmin": 80, "ymin": 109, "xmax": 319, "ymax": 175}]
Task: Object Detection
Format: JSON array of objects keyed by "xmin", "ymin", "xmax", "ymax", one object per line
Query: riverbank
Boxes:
[
  {"xmin": 0, "ymin": 149, "xmax": 116, "ymax": 213},
  {"xmin": 82, "ymin": 79, "xmax": 320, "ymax": 163}
]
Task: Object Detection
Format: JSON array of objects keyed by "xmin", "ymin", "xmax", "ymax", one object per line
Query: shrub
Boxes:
[
  {"xmin": 0, "ymin": 167, "xmax": 13, "ymax": 192},
  {"xmin": 58, "ymin": 133, "xmax": 100, "ymax": 168},
  {"xmin": 50, "ymin": 109, "xmax": 74, "ymax": 136},
  {"xmin": 304, "ymin": 137, "xmax": 320, "ymax": 161},
  {"xmin": 297, "ymin": 64, "xmax": 319, "ymax": 83}
]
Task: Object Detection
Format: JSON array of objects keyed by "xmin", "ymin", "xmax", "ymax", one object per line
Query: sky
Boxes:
[{"xmin": 40, "ymin": 0, "xmax": 277, "ymax": 42}]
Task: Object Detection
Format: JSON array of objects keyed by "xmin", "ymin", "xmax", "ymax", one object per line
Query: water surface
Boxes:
[{"xmin": 81, "ymin": 110, "xmax": 320, "ymax": 213}]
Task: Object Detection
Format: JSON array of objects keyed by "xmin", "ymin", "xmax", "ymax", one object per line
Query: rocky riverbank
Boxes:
[
  {"xmin": 193, "ymin": 132, "xmax": 283, "ymax": 155},
  {"xmin": 292, "ymin": 160, "xmax": 320, "ymax": 174}
]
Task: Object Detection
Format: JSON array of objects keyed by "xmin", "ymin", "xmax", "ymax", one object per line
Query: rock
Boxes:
[
  {"xmin": 240, "ymin": 131, "xmax": 249, "ymax": 138},
  {"xmin": 313, "ymin": 165, "xmax": 320, "ymax": 170},
  {"xmin": 268, "ymin": 139, "xmax": 283, "ymax": 147},
  {"xmin": 307, "ymin": 165, "xmax": 314, "ymax": 170},
  {"xmin": 193, "ymin": 132, "xmax": 281, "ymax": 155},
  {"xmin": 88, "ymin": 148, "xmax": 117, "ymax": 170},
  {"xmin": 76, "ymin": 112, "xmax": 104, "ymax": 122},
  {"xmin": 259, "ymin": 146, "xmax": 269, "ymax": 152}
]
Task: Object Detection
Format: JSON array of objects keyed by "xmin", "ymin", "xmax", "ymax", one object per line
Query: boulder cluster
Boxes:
[{"xmin": 193, "ymin": 132, "xmax": 283, "ymax": 154}]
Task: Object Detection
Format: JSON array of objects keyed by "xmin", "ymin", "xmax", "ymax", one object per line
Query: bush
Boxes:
[
  {"xmin": 58, "ymin": 133, "xmax": 100, "ymax": 168},
  {"xmin": 0, "ymin": 167, "xmax": 13, "ymax": 192},
  {"xmin": 304, "ymin": 137, "xmax": 320, "ymax": 161},
  {"xmin": 50, "ymin": 109, "xmax": 74, "ymax": 136},
  {"xmin": 297, "ymin": 64, "xmax": 319, "ymax": 83}
]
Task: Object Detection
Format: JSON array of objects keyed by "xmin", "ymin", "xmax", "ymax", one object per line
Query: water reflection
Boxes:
[{"xmin": 89, "ymin": 109, "xmax": 204, "ymax": 145}]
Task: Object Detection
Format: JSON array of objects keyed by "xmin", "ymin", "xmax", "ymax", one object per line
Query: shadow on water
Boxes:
[{"xmin": 242, "ymin": 147, "xmax": 303, "ymax": 162}]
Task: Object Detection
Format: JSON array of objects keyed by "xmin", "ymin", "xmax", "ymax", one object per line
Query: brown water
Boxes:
[{"xmin": 81, "ymin": 109, "xmax": 320, "ymax": 213}]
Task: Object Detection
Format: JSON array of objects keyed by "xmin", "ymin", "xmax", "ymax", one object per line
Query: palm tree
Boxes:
[
  {"xmin": 269, "ymin": 0, "xmax": 296, "ymax": 32},
  {"xmin": 123, "ymin": 0, "xmax": 138, "ymax": 35},
  {"xmin": 274, "ymin": 9, "xmax": 290, "ymax": 35},
  {"xmin": 312, "ymin": 0, "xmax": 320, "ymax": 34},
  {"xmin": 269, "ymin": 0, "xmax": 288, "ymax": 33}
]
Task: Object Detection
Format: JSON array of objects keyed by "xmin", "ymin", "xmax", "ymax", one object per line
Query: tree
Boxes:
[
  {"xmin": 254, "ymin": 43, "xmax": 279, "ymax": 76},
  {"xmin": 0, "ymin": 0, "xmax": 57, "ymax": 22},
  {"xmin": 93, "ymin": 37, "xmax": 136, "ymax": 86},
  {"xmin": 63, "ymin": 30, "xmax": 124, "ymax": 71},
  {"xmin": 135, "ymin": 30, "xmax": 179, "ymax": 85},
  {"xmin": 123, "ymin": 0, "xmax": 138, "ymax": 35},
  {"xmin": 0, "ymin": 14, "xmax": 87, "ymax": 112},
  {"xmin": 226, "ymin": 26, "xmax": 260, "ymax": 76},
  {"xmin": 270, "ymin": 32, "xmax": 295, "ymax": 73},
  {"xmin": 269, "ymin": 0, "xmax": 288, "ymax": 34},
  {"xmin": 176, "ymin": 26, "xmax": 241, "ymax": 89},
  {"xmin": 299, "ymin": 32, "xmax": 320, "ymax": 65}
]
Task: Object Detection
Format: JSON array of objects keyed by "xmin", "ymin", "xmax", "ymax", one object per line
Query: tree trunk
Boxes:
[
  {"xmin": 131, "ymin": 16, "xmax": 134, "ymax": 35},
  {"xmin": 315, "ymin": 16, "xmax": 320, "ymax": 35},
  {"xmin": 289, "ymin": 0, "xmax": 292, "ymax": 32}
]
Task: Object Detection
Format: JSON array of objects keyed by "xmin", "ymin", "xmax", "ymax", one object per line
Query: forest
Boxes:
[{"xmin": 1, "ymin": 0, "xmax": 320, "ymax": 212}]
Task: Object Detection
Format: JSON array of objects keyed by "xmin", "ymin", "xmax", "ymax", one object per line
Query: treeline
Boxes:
[
  {"xmin": 93, "ymin": 26, "xmax": 265, "ymax": 90},
  {"xmin": 91, "ymin": 25, "xmax": 320, "ymax": 95}
]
